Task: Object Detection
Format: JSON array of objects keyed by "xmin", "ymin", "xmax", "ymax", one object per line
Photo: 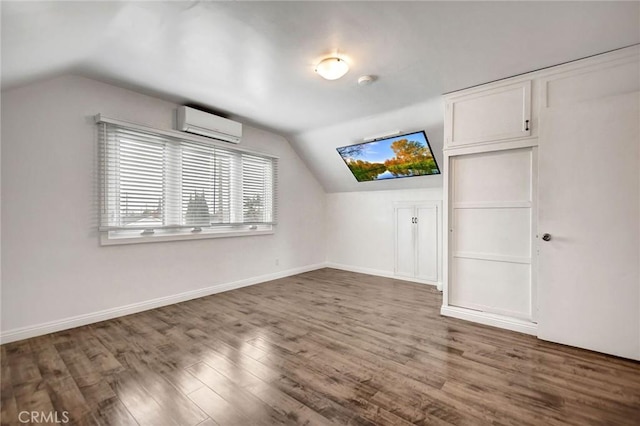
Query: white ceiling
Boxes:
[{"xmin": 2, "ymin": 1, "xmax": 639, "ymax": 137}]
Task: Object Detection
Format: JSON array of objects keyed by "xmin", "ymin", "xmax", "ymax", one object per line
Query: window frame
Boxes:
[{"xmin": 96, "ymin": 114, "xmax": 278, "ymax": 245}]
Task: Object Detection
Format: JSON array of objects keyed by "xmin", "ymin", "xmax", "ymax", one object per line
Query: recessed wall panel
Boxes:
[
  {"xmin": 454, "ymin": 208, "xmax": 531, "ymax": 258},
  {"xmin": 450, "ymin": 257, "xmax": 531, "ymax": 319},
  {"xmin": 452, "ymin": 149, "xmax": 532, "ymax": 205}
]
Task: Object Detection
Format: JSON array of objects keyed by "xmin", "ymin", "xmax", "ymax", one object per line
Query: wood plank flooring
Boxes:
[{"xmin": 1, "ymin": 268, "xmax": 639, "ymax": 425}]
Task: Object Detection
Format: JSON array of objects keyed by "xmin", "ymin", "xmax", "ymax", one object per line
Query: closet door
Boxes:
[
  {"xmin": 449, "ymin": 148, "xmax": 534, "ymax": 320},
  {"xmin": 538, "ymin": 60, "xmax": 640, "ymax": 359}
]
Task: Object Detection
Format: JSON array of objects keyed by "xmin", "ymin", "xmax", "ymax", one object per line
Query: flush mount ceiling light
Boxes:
[{"xmin": 315, "ymin": 57, "xmax": 349, "ymax": 80}]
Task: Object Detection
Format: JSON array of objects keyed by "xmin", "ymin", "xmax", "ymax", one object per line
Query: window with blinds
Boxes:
[{"xmin": 98, "ymin": 119, "xmax": 277, "ymax": 243}]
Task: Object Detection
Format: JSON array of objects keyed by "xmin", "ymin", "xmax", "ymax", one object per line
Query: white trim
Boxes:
[
  {"xmin": 443, "ymin": 137, "xmax": 538, "ymax": 155},
  {"xmin": 453, "ymin": 252, "xmax": 531, "ymax": 265},
  {"xmin": 452, "ymin": 201, "xmax": 532, "ymax": 209},
  {"xmin": 447, "ymin": 300, "xmax": 531, "ymax": 322},
  {"xmin": 530, "ymin": 146, "xmax": 539, "ymax": 323},
  {"xmin": 441, "ymin": 305, "xmax": 538, "ymax": 336},
  {"xmin": 441, "ymin": 154, "xmax": 452, "ymax": 306},
  {"xmin": 101, "ymin": 228, "xmax": 274, "ymax": 246},
  {"xmin": 0, "ymin": 263, "xmax": 326, "ymax": 344},
  {"xmin": 327, "ymin": 262, "xmax": 439, "ymax": 287}
]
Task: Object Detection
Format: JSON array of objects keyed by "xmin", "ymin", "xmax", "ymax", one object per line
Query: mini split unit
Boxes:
[{"xmin": 177, "ymin": 106, "xmax": 242, "ymax": 144}]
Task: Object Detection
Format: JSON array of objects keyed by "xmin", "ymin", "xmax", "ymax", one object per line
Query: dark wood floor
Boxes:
[{"xmin": 1, "ymin": 269, "xmax": 639, "ymax": 425}]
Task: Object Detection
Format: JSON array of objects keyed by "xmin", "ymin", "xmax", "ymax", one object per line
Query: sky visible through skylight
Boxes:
[{"xmin": 343, "ymin": 131, "xmax": 428, "ymax": 163}]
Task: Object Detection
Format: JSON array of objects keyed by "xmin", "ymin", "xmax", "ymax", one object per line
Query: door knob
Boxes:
[{"xmin": 542, "ymin": 233, "xmax": 551, "ymax": 242}]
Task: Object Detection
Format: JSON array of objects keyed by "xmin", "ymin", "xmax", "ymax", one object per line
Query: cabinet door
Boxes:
[
  {"xmin": 445, "ymin": 80, "xmax": 531, "ymax": 148},
  {"xmin": 394, "ymin": 207, "xmax": 415, "ymax": 278},
  {"xmin": 538, "ymin": 65, "xmax": 639, "ymax": 360},
  {"xmin": 416, "ymin": 205, "xmax": 438, "ymax": 282}
]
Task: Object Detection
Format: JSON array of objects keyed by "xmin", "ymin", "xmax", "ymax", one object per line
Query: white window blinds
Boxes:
[{"xmin": 98, "ymin": 120, "xmax": 277, "ymax": 234}]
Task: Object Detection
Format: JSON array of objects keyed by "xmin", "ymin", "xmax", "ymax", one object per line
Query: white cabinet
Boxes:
[
  {"xmin": 394, "ymin": 202, "xmax": 440, "ymax": 285},
  {"xmin": 442, "ymin": 45, "xmax": 640, "ymax": 360},
  {"xmin": 443, "ymin": 78, "xmax": 538, "ymax": 335},
  {"xmin": 445, "ymin": 80, "xmax": 532, "ymax": 148}
]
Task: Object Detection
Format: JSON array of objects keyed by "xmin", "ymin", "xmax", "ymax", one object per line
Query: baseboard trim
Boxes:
[
  {"xmin": 326, "ymin": 262, "xmax": 440, "ymax": 287},
  {"xmin": 441, "ymin": 305, "xmax": 538, "ymax": 336},
  {"xmin": 0, "ymin": 263, "xmax": 326, "ymax": 344}
]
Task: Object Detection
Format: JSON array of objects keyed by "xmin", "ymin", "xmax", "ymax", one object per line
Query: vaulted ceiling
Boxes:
[
  {"xmin": 3, "ymin": 1, "xmax": 638, "ymax": 135},
  {"xmin": 2, "ymin": 1, "xmax": 638, "ymax": 191}
]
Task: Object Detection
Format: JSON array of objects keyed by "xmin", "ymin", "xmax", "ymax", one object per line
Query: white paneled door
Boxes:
[
  {"xmin": 449, "ymin": 148, "xmax": 535, "ymax": 320},
  {"xmin": 537, "ymin": 90, "xmax": 640, "ymax": 360}
]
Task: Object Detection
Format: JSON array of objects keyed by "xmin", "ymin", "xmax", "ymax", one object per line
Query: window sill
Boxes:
[{"xmin": 100, "ymin": 227, "xmax": 274, "ymax": 246}]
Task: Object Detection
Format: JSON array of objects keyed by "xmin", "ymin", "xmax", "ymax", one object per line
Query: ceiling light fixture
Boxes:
[{"xmin": 315, "ymin": 57, "xmax": 349, "ymax": 80}]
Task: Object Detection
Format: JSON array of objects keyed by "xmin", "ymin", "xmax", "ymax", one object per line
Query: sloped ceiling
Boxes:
[{"xmin": 2, "ymin": 1, "xmax": 639, "ymax": 192}]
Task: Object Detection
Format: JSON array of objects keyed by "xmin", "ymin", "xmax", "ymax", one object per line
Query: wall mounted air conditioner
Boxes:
[{"xmin": 177, "ymin": 106, "xmax": 242, "ymax": 143}]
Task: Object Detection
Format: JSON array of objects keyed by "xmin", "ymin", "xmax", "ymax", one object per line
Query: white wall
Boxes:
[
  {"xmin": 291, "ymin": 97, "xmax": 445, "ymax": 193},
  {"xmin": 0, "ymin": 75, "xmax": 327, "ymax": 340},
  {"xmin": 326, "ymin": 188, "xmax": 442, "ymax": 278},
  {"xmin": 300, "ymin": 98, "xmax": 446, "ymax": 282}
]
